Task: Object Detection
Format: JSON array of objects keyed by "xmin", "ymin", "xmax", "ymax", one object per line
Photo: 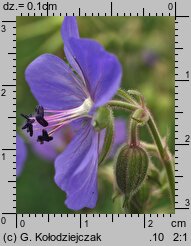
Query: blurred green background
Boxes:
[{"xmin": 17, "ymin": 17, "xmax": 174, "ymax": 214}]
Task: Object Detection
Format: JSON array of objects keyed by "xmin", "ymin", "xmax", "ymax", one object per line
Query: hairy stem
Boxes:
[
  {"xmin": 117, "ymin": 88, "xmax": 139, "ymax": 105},
  {"xmin": 129, "ymin": 118, "xmax": 138, "ymax": 145},
  {"xmin": 147, "ymin": 113, "xmax": 175, "ymax": 208},
  {"xmin": 107, "ymin": 100, "xmax": 139, "ymax": 111},
  {"xmin": 140, "ymin": 142, "xmax": 158, "ymax": 153}
]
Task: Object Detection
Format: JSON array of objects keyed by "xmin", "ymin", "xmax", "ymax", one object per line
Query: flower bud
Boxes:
[
  {"xmin": 93, "ymin": 106, "xmax": 111, "ymax": 131},
  {"xmin": 115, "ymin": 144, "xmax": 149, "ymax": 198},
  {"xmin": 131, "ymin": 108, "xmax": 149, "ymax": 126}
]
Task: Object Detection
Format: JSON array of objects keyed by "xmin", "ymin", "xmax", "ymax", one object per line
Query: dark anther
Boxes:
[
  {"xmin": 21, "ymin": 113, "xmax": 35, "ymax": 137},
  {"xmin": 37, "ymin": 129, "xmax": 53, "ymax": 144},
  {"xmin": 35, "ymin": 105, "xmax": 48, "ymax": 127}
]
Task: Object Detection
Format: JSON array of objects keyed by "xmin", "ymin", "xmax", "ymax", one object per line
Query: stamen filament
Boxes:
[
  {"xmin": 48, "ymin": 115, "xmax": 85, "ymax": 136},
  {"xmin": 22, "ymin": 97, "xmax": 93, "ymax": 144}
]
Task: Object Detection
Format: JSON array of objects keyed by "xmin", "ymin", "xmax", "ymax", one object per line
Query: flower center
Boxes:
[{"xmin": 21, "ymin": 97, "xmax": 93, "ymax": 144}]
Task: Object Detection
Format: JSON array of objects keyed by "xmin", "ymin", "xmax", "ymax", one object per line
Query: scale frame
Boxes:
[{"xmin": 0, "ymin": 0, "xmax": 191, "ymax": 245}]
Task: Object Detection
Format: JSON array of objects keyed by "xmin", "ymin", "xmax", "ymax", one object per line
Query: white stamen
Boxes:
[{"xmin": 35, "ymin": 97, "xmax": 93, "ymax": 136}]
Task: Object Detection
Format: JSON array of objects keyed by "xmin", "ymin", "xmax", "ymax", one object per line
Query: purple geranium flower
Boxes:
[
  {"xmin": 25, "ymin": 17, "xmax": 122, "ymax": 210},
  {"xmin": 16, "ymin": 134, "xmax": 27, "ymax": 176}
]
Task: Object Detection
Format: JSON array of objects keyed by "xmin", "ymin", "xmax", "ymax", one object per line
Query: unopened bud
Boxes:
[
  {"xmin": 115, "ymin": 144, "xmax": 149, "ymax": 198},
  {"xmin": 131, "ymin": 108, "xmax": 149, "ymax": 126},
  {"xmin": 93, "ymin": 106, "xmax": 111, "ymax": 131}
]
